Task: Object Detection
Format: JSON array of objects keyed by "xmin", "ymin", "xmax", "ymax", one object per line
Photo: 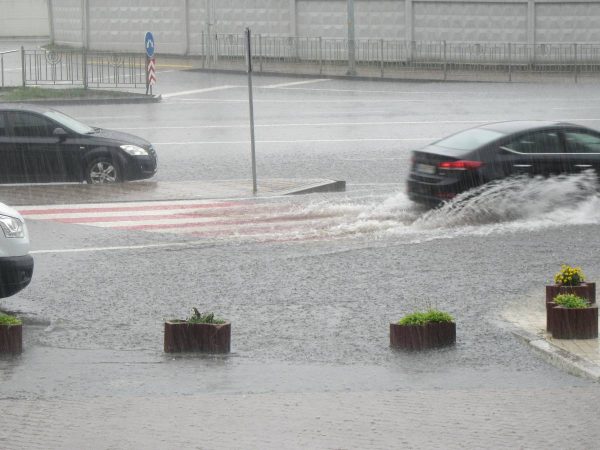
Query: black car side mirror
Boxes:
[{"xmin": 53, "ymin": 127, "xmax": 68, "ymax": 140}]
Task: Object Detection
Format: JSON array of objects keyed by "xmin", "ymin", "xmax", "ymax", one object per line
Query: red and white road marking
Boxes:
[{"xmin": 18, "ymin": 199, "xmax": 339, "ymax": 242}]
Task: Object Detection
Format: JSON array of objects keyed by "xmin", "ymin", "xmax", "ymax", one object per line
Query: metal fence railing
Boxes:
[
  {"xmin": 21, "ymin": 49, "xmax": 147, "ymax": 88},
  {"xmin": 7, "ymin": 38, "xmax": 600, "ymax": 87},
  {"xmin": 193, "ymin": 34, "xmax": 600, "ymax": 81}
]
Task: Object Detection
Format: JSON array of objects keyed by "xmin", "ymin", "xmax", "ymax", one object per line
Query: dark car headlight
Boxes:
[{"xmin": 120, "ymin": 144, "xmax": 148, "ymax": 156}]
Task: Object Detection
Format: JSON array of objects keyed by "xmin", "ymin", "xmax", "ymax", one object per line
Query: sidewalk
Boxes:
[{"xmin": 504, "ymin": 299, "xmax": 600, "ymax": 381}]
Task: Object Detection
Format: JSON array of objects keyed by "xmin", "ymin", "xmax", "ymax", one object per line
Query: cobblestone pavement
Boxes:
[{"xmin": 2, "ymin": 388, "xmax": 599, "ymax": 449}]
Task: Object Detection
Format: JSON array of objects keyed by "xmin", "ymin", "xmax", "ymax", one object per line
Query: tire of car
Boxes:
[{"xmin": 85, "ymin": 156, "xmax": 121, "ymax": 184}]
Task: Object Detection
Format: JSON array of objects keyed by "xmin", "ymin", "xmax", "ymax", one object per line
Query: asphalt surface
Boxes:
[{"xmin": 1, "ymin": 61, "xmax": 600, "ymax": 448}]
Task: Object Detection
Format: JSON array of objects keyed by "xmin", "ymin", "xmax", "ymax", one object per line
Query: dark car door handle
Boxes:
[{"xmin": 575, "ymin": 164, "xmax": 592, "ymax": 168}]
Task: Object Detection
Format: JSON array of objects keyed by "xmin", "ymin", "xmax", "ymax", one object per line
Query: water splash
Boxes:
[
  {"xmin": 294, "ymin": 172, "xmax": 600, "ymax": 242},
  {"xmin": 414, "ymin": 171, "xmax": 600, "ymax": 230}
]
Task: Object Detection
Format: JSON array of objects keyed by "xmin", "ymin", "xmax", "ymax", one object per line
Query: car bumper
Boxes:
[
  {"xmin": 406, "ymin": 179, "xmax": 460, "ymax": 206},
  {"xmin": 0, "ymin": 255, "xmax": 34, "ymax": 298},
  {"xmin": 123, "ymin": 156, "xmax": 158, "ymax": 181}
]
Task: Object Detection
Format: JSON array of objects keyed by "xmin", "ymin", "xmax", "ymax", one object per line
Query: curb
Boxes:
[
  {"xmin": 2, "ymin": 95, "xmax": 161, "ymax": 106},
  {"xmin": 284, "ymin": 180, "xmax": 346, "ymax": 195},
  {"xmin": 512, "ymin": 328, "xmax": 600, "ymax": 382}
]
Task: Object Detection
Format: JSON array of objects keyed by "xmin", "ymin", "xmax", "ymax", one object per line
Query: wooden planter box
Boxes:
[
  {"xmin": 390, "ymin": 322, "xmax": 456, "ymax": 350},
  {"xmin": 546, "ymin": 282, "xmax": 596, "ymax": 305},
  {"xmin": 0, "ymin": 324, "xmax": 22, "ymax": 354},
  {"xmin": 546, "ymin": 301, "xmax": 556, "ymax": 333},
  {"xmin": 164, "ymin": 321, "xmax": 231, "ymax": 353},
  {"xmin": 552, "ymin": 305, "xmax": 598, "ymax": 339}
]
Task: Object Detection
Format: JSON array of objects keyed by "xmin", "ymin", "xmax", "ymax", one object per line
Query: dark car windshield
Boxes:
[
  {"xmin": 43, "ymin": 110, "xmax": 95, "ymax": 134},
  {"xmin": 434, "ymin": 128, "xmax": 505, "ymax": 151}
]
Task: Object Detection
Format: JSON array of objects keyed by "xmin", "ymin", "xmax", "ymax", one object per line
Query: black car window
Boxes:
[
  {"xmin": 7, "ymin": 112, "xmax": 54, "ymax": 138},
  {"xmin": 504, "ymin": 131, "xmax": 562, "ymax": 154},
  {"xmin": 434, "ymin": 128, "xmax": 504, "ymax": 151},
  {"xmin": 564, "ymin": 131, "xmax": 600, "ymax": 154},
  {"xmin": 0, "ymin": 113, "xmax": 5, "ymax": 137}
]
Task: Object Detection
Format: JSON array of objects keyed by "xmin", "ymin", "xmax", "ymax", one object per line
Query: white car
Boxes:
[{"xmin": 0, "ymin": 203, "xmax": 33, "ymax": 298}]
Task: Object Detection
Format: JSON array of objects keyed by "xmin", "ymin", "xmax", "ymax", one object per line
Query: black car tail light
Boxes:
[{"xmin": 437, "ymin": 160, "xmax": 484, "ymax": 170}]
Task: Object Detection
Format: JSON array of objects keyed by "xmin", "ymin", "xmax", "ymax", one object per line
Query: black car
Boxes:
[
  {"xmin": 407, "ymin": 121, "xmax": 600, "ymax": 206},
  {"xmin": 0, "ymin": 104, "xmax": 157, "ymax": 183}
]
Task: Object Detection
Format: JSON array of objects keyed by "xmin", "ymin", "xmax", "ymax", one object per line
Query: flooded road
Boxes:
[{"xmin": 1, "ymin": 72, "xmax": 600, "ymax": 446}]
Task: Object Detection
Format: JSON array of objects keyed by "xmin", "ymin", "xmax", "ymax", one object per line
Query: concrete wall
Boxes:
[
  {"xmin": 49, "ymin": 0, "xmax": 600, "ymax": 54},
  {"xmin": 0, "ymin": 0, "xmax": 49, "ymax": 38}
]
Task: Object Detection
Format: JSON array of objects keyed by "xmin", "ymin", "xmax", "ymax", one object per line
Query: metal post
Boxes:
[
  {"xmin": 574, "ymin": 43, "xmax": 578, "ymax": 83},
  {"xmin": 21, "ymin": 46, "xmax": 26, "ymax": 87},
  {"xmin": 201, "ymin": 31, "xmax": 205, "ymax": 68},
  {"xmin": 346, "ymin": 0, "xmax": 356, "ymax": 76},
  {"xmin": 82, "ymin": 47, "xmax": 88, "ymax": 89},
  {"xmin": 319, "ymin": 37, "xmax": 323, "ymax": 75},
  {"xmin": 259, "ymin": 34, "xmax": 263, "ymax": 72},
  {"xmin": 1, "ymin": 55, "xmax": 4, "ymax": 88},
  {"xmin": 145, "ymin": 55, "xmax": 149, "ymax": 95},
  {"xmin": 508, "ymin": 42, "xmax": 512, "ymax": 82},
  {"xmin": 443, "ymin": 40, "xmax": 447, "ymax": 81},
  {"xmin": 245, "ymin": 28, "xmax": 258, "ymax": 194},
  {"xmin": 380, "ymin": 39, "xmax": 384, "ymax": 77}
]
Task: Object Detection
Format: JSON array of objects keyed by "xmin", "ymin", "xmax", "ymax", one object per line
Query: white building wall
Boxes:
[
  {"xmin": 413, "ymin": 1, "xmax": 528, "ymax": 43},
  {"xmin": 296, "ymin": 0, "xmax": 405, "ymax": 40},
  {"xmin": 48, "ymin": 0, "xmax": 600, "ymax": 54},
  {"xmin": 188, "ymin": 1, "xmax": 208, "ymax": 54},
  {"xmin": 88, "ymin": 0, "xmax": 186, "ymax": 54},
  {"xmin": 213, "ymin": 0, "xmax": 291, "ymax": 35},
  {"xmin": 536, "ymin": 2, "xmax": 600, "ymax": 43},
  {"xmin": 0, "ymin": 0, "xmax": 49, "ymax": 37},
  {"xmin": 355, "ymin": 0, "xmax": 405, "ymax": 40},
  {"xmin": 296, "ymin": 0, "xmax": 346, "ymax": 39},
  {"xmin": 51, "ymin": 0, "xmax": 83, "ymax": 47}
]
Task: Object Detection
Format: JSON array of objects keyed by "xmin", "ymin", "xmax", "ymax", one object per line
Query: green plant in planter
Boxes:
[
  {"xmin": 187, "ymin": 307, "xmax": 226, "ymax": 324},
  {"xmin": 553, "ymin": 293, "xmax": 589, "ymax": 309},
  {"xmin": 554, "ymin": 265, "xmax": 585, "ymax": 286},
  {"xmin": 398, "ymin": 309, "xmax": 454, "ymax": 326},
  {"xmin": 0, "ymin": 313, "xmax": 21, "ymax": 326}
]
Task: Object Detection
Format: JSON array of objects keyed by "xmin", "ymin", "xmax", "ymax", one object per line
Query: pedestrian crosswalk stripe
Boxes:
[{"xmin": 18, "ymin": 199, "xmax": 337, "ymax": 242}]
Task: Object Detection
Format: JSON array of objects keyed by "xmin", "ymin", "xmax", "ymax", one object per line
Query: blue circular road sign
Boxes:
[{"xmin": 145, "ymin": 31, "xmax": 155, "ymax": 58}]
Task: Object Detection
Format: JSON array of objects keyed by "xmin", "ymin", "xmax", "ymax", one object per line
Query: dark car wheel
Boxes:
[{"xmin": 86, "ymin": 157, "xmax": 121, "ymax": 184}]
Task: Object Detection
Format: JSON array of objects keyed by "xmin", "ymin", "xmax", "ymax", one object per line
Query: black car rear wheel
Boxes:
[{"xmin": 86, "ymin": 157, "xmax": 121, "ymax": 184}]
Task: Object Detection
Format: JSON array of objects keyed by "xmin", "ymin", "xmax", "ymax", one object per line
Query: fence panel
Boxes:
[{"xmin": 22, "ymin": 49, "xmax": 147, "ymax": 88}]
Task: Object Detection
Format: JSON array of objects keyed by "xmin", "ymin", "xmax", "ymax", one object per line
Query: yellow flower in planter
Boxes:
[{"xmin": 554, "ymin": 264, "xmax": 586, "ymax": 286}]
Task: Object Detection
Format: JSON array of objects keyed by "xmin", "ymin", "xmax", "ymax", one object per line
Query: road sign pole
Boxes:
[
  {"xmin": 246, "ymin": 28, "xmax": 258, "ymax": 194},
  {"xmin": 144, "ymin": 31, "xmax": 155, "ymax": 95},
  {"xmin": 145, "ymin": 55, "xmax": 149, "ymax": 95}
]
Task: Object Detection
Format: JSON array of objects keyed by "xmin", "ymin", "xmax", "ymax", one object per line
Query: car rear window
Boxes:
[{"xmin": 434, "ymin": 128, "xmax": 504, "ymax": 151}]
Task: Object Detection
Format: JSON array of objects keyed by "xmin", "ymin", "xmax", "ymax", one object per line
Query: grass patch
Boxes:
[
  {"xmin": 398, "ymin": 309, "xmax": 454, "ymax": 326},
  {"xmin": 0, "ymin": 313, "xmax": 22, "ymax": 326},
  {"xmin": 554, "ymin": 293, "xmax": 589, "ymax": 308},
  {"xmin": 0, "ymin": 86, "xmax": 139, "ymax": 102}
]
